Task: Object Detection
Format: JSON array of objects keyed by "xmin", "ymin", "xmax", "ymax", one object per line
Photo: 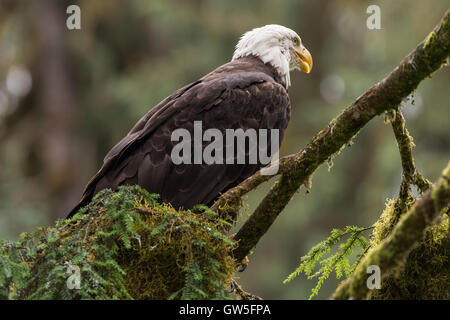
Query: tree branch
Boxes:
[
  {"xmin": 385, "ymin": 109, "xmax": 432, "ymax": 235},
  {"xmin": 231, "ymin": 280, "xmax": 263, "ymax": 300},
  {"xmin": 331, "ymin": 161, "xmax": 450, "ymax": 300},
  {"xmin": 229, "ymin": 9, "xmax": 450, "ymax": 263}
]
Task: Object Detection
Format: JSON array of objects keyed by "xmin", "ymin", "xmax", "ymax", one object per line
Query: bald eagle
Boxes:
[{"xmin": 67, "ymin": 25, "xmax": 312, "ymax": 218}]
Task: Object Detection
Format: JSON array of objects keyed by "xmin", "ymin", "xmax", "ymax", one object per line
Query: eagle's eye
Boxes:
[{"xmin": 292, "ymin": 37, "xmax": 300, "ymax": 47}]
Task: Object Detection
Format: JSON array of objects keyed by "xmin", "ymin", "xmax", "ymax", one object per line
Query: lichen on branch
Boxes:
[{"xmin": 384, "ymin": 109, "xmax": 432, "ymax": 235}]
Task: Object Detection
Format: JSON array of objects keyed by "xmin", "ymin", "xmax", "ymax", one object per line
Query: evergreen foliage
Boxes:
[
  {"xmin": 0, "ymin": 186, "xmax": 236, "ymax": 299},
  {"xmin": 284, "ymin": 225, "xmax": 371, "ymax": 299}
]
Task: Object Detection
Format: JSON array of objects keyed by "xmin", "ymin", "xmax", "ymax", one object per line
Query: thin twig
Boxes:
[
  {"xmin": 231, "ymin": 279, "xmax": 263, "ymax": 300},
  {"xmin": 386, "ymin": 109, "xmax": 432, "ymax": 233}
]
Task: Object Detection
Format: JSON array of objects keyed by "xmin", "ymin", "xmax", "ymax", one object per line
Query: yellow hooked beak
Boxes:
[{"xmin": 294, "ymin": 46, "xmax": 313, "ymax": 74}]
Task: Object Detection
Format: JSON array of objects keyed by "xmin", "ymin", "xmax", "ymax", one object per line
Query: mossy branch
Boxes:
[
  {"xmin": 385, "ymin": 109, "xmax": 432, "ymax": 235},
  {"xmin": 228, "ymin": 9, "xmax": 450, "ymax": 263},
  {"xmin": 331, "ymin": 161, "xmax": 450, "ymax": 300},
  {"xmin": 390, "ymin": 110, "xmax": 424, "ymax": 194}
]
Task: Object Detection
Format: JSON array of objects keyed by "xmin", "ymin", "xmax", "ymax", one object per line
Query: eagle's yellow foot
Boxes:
[{"xmin": 229, "ymin": 234, "xmax": 250, "ymax": 272}]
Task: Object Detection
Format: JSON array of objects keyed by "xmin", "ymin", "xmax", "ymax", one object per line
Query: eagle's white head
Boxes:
[{"xmin": 232, "ymin": 24, "xmax": 313, "ymax": 88}]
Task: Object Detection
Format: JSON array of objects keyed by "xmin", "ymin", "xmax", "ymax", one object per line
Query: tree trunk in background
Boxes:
[{"xmin": 34, "ymin": 0, "xmax": 83, "ymax": 219}]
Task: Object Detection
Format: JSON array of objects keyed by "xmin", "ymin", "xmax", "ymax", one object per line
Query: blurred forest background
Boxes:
[{"xmin": 0, "ymin": 0, "xmax": 448, "ymax": 299}]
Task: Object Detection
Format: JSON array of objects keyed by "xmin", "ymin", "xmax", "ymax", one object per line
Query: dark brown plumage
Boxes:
[{"xmin": 67, "ymin": 56, "xmax": 291, "ymax": 218}]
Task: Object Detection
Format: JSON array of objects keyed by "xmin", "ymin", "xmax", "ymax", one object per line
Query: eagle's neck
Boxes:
[{"xmin": 232, "ymin": 48, "xmax": 291, "ymax": 88}]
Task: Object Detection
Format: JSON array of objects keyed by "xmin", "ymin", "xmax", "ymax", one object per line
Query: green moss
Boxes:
[
  {"xmin": 0, "ymin": 186, "xmax": 236, "ymax": 300},
  {"xmin": 423, "ymin": 31, "xmax": 437, "ymax": 50},
  {"xmin": 369, "ymin": 212, "xmax": 450, "ymax": 299},
  {"xmin": 421, "ymin": 11, "xmax": 450, "ymax": 71},
  {"xmin": 371, "ymin": 199, "xmax": 397, "ymax": 247},
  {"xmin": 118, "ymin": 198, "xmax": 236, "ymax": 299}
]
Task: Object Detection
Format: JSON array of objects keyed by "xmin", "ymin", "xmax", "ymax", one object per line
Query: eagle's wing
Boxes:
[{"xmin": 67, "ymin": 72, "xmax": 290, "ymax": 218}]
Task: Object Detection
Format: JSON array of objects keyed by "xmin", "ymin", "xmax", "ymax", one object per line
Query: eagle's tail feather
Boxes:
[{"xmin": 66, "ymin": 196, "xmax": 91, "ymax": 219}]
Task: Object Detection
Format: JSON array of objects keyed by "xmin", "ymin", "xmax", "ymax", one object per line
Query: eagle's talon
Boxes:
[
  {"xmin": 228, "ymin": 280, "xmax": 235, "ymax": 293},
  {"xmin": 238, "ymin": 255, "xmax": 249, "ymax": 272},
  {"xmin": 238, "ymin": 264, "xmax": 247, "ymax": 272}
]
